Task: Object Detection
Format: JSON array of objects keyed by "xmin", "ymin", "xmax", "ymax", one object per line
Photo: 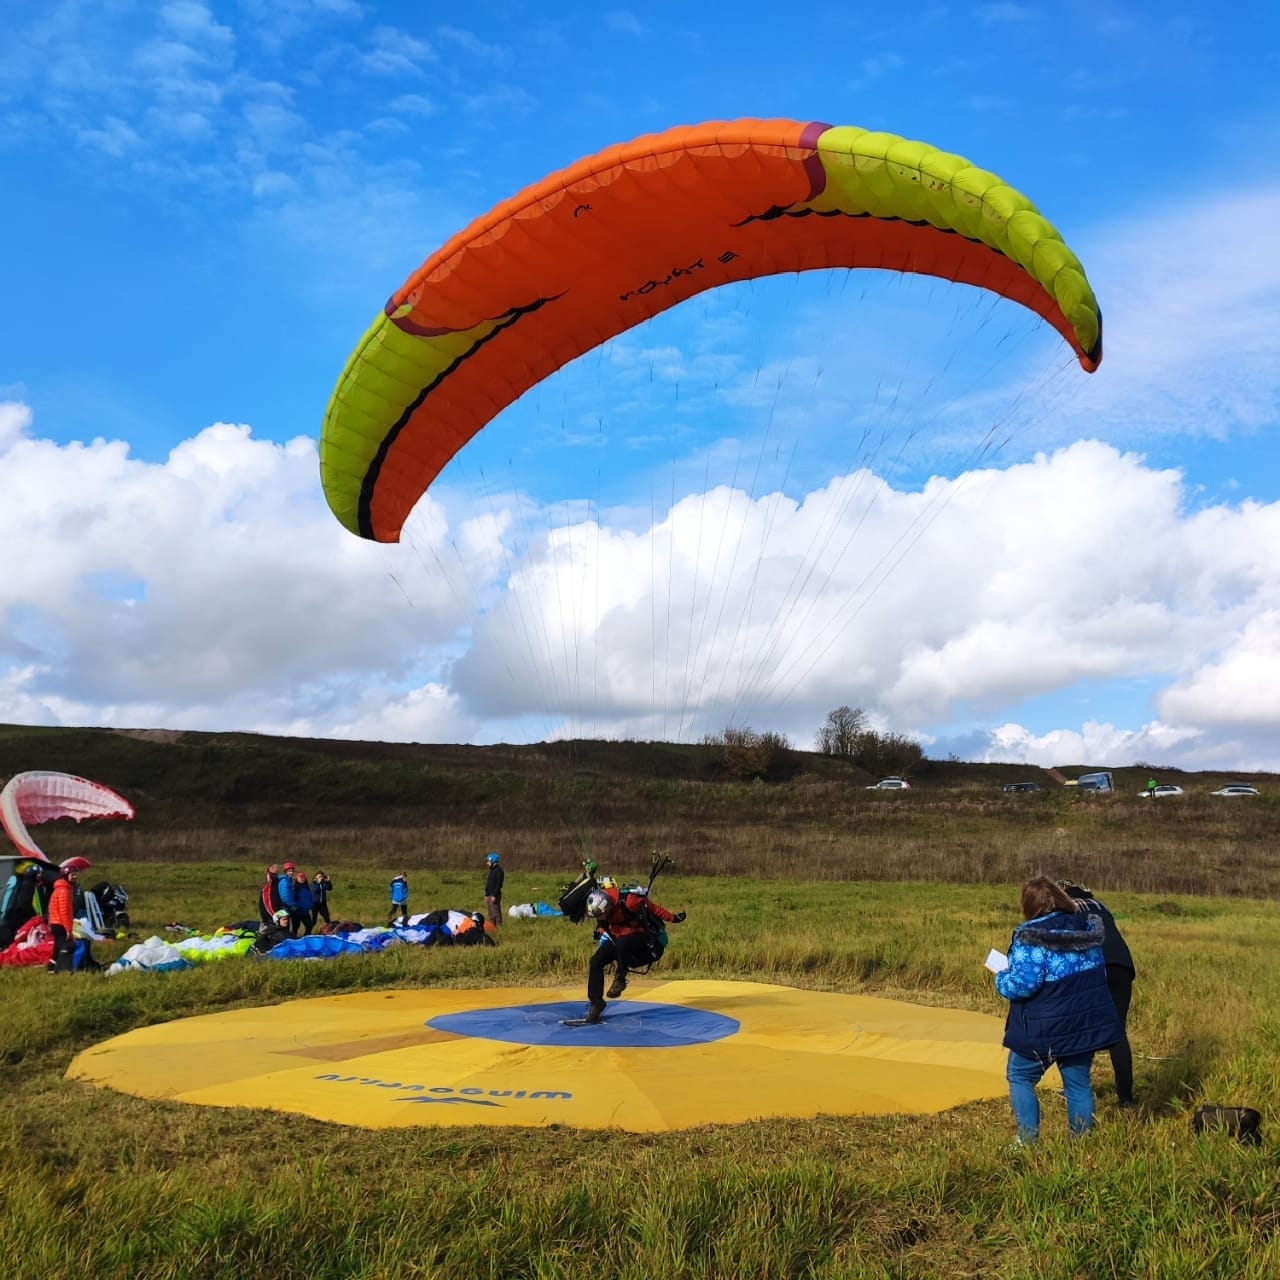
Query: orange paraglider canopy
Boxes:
[{"xmin": 321, "ymin": 119, "xmax": 1102, "ymax": 542}]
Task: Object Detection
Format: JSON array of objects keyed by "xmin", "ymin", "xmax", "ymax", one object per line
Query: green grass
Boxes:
[
  {"xmin": 4, "ymin": 725, "xmax": 1280, "ymax": 1276},
  {"xmin": 4, "ymin": 867, "xmax": 1280, "ymax": 1279}
]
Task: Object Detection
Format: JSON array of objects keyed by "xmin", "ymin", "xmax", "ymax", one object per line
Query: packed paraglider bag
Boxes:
[{"xmin": 557, "ymin": 870, "xmax": 598, "ymax": 924}]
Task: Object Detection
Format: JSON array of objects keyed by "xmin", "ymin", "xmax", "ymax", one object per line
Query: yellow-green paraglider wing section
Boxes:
[{"xmin": 799, "ymin": 126, "xmax": 1100, "ymax": 362}]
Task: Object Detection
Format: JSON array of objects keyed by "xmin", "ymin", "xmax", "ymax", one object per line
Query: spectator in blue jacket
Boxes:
[
  {"xmin": 292, "ymin": 871, "xmax": 314, "ymax": 936},
  {"xmin": 995, "ymin": 876, "xmax": 1122, "ymax": 1144},
  {"xmin": 276, "ymin": 861, "xmax": 298, "ymax": 933},
  {"xmin": 388, "ymin": 872, "xmax": 409, "ymax": 927}
]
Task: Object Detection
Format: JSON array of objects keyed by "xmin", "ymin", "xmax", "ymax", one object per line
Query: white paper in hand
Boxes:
[{"xmin": 984, "ymin": 948, "xmax": 1009, "ymax": 974}]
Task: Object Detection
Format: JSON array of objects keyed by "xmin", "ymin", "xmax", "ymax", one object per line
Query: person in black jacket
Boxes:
[
  {"xmin": 311, "ymin": 870, "xmax": 333, "ymax": 928},
  {"xmin": 251, "ymin": 909, "xmax": 293, "ymax": 956},
  {"xmin": 484, "ymin": 852, "xmax": 504, "ymax": 928},
  {"xmin": 1059, "ymin": 879, "xmax": 1137, "ymax": 1109}
]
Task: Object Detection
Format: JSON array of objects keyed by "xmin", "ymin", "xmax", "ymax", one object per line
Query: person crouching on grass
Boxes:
[{"xmin": 994, "ymin": 876, "xmax": 1121, "ymax": 1145}]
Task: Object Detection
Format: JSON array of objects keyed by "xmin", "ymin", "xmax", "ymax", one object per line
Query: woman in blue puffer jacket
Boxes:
[{"xmin": 995, "ymin": 876, "xmax": 1122, "ymax": 1143}]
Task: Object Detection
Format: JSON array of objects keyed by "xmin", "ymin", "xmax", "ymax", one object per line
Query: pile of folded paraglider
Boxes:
[{"xmin": 104, "ymin": 909, "xmax": 497, "ymax": 975}]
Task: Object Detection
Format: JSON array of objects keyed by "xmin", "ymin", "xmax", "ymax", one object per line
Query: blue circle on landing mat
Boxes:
[{"xmin": 429, "ymin": 1001, "xmax": 739, "ymax": 1048}]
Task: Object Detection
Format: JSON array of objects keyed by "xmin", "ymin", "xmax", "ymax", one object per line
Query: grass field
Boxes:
[
  {"xmin": 2, "ymin": 726, "xmax": 1279, "ymax": 1277},
  {"xmin": 4, "ymin": 864, "xmax": 1280, "ymax": 1279}
]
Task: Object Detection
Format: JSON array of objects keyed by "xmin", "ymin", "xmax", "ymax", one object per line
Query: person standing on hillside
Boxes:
[
  {"xmin": 993, "ymin": 877, "xmax": 1121, "ymax": 1144},
  {"xmin": 388, "ymin": 872, "xmax": 409, "ymax": 927},
  {"xmin": 484, "ymin": 851, "xmax": 504, "ymax": 927},
  {"xmin": 1059, "ymin": 879, "xmax": 1138, "ymax": 1109}
]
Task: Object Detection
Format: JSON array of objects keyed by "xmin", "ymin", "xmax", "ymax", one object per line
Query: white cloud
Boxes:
[
  {"xmin": 0, "ymin": 404, "xmax": 486, "ymax": 739},
  {"xmin": 1051, "ymin": 186, "xmax": 1280, "ymax": 445},
  {"xmin": 77, "ymin": 115, "xmax": 141, "ymax": 156},
  {"xmin": 160, "ymin": 1, "xmax": 234, "ymax": 49},
  {"xmin": 435, "ymin": 26, "xmax": 506, "ymax": 62},
  {"xmin": 604, "ymin": 11, "xmax": 645, "ymax": 38},
  {"xmin": 361, "ymin": 24, "xmax": 435, "ymax": 77},
  {"xmin": 389, "ymin": 93, "xmax": 435, "ymax": 117},
  {"xmin": 0, "ymin": 401, "xmax": 32, "ymax": 447},
  {"xmin": 424, "ymin": 437, "xmax": 1279, "ymax": 762},
  {"xmin": 979, "ymin": 720, "xmax": 1203, "ymax": 768},
  {"xmin": 1158, "ymin": 610, "xmax": 1280, "ymax": 727}
]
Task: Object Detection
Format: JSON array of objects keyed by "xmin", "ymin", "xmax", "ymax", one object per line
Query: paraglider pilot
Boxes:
[{"xmin": 581, "ymin": 885, "xmax": 685, "ymax": 1024}]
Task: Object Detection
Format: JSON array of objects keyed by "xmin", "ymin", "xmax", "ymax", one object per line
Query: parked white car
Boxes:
[
  {"xmin": 1210, "ymin": 784, "xmax": 1260, "ymax": 797},
  {"xmin": 867, "ymin": 776, "xmax": 911, "ymax": 790},
  {"xmin": 1138, "ymin": 785, "xmax": 1184, "ymax": 798}
]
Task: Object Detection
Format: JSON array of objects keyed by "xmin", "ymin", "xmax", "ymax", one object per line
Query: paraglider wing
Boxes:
[
  {"xmin": 321, "ymin": 118, "xmax": 1103, "ymax": 543},
  {"xmin": 0, "ymin": 771, "xmax": 136, "ymax": 861}
]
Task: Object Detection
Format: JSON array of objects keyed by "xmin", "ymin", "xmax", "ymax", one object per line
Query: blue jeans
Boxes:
[{"xmin": 1006, "ymin": 1050, "xmax": 1096, "ymax": 1141}]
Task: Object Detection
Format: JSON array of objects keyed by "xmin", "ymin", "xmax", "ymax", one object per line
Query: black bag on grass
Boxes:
[{"xmin": 557, "ymin": 872, "xmax": 598, "ymax": 924}]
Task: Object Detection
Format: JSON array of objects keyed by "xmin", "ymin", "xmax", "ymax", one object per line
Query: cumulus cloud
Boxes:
[
  {"xmin": 1042, "ymin": 186, "xmax": 1280, "ymax": 447},
  {"xmin": 439, "ymin": 439, "xmax": 1280, "ymax": 763},
  {"xmin": 1, "ymin": 389, "xmax": 1278, "ymax": 765},
  {"xmin": 0, "ymin": 405, "xmax": 487, "ymax": 738}
]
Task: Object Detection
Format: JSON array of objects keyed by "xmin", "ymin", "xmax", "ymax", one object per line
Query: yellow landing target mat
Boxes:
[{"xmin": 68, "ymin": 980, "xmax": 1008, "ymax": 1132}]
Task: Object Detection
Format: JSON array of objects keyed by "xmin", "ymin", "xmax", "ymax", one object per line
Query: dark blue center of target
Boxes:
[{"xmin": 429, "ymin": 1001, "xmax": 739, "ymax": 1047}]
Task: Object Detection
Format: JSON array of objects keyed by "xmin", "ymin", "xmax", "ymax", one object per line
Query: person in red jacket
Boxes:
[
  {"xmin": 47, "ymin": 857, "xmax": 90, "ymax": 974},
  {"xmin": 258, "ymin": 864, "xmax": 281, "ymax": 926},
  {"xmin": 580, "ymin": 885, "xmax": 685, "ymax": 1024}
]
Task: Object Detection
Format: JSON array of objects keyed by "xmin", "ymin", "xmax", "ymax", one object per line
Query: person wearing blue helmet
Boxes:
[{"xmin": 484, "ymin": 851, "xmax": 504, "ymax": 927}]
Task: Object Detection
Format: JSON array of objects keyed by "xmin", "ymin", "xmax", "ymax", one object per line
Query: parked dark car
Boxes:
[{"xmin": 1002, "ymin": 781, "xmax": 1045, "ymax": 793}]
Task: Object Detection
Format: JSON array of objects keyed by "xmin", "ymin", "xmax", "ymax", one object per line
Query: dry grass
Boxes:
[{"xmin": 3, "ymin": 726, "xmax": 1280, "ymax": 1277}]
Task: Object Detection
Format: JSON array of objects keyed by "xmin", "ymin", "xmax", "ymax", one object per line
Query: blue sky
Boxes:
[{"xmin": 2, "ymin": 1, "xmax": 1279, "ymax": 770}]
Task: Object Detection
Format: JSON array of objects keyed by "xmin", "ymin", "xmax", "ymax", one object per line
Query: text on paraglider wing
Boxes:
[{"xmin": 619, "ymin": 251, "xmax": 738, "ymax": 302}]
